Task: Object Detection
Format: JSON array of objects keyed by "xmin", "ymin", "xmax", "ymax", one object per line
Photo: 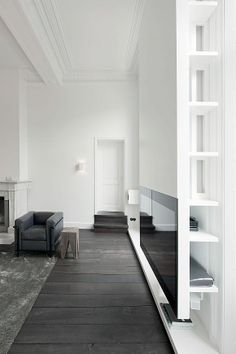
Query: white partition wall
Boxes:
[
  {"xmin": 176, "ymin": 0, "xmax": 190, "ymax": 320},
  {"xmin": 129, "ymin": 0, "xmax": 225, "ymax": 353},
  {"xmin": 139, "ymin": 0, "xmax": 190, "ymax": 320}
]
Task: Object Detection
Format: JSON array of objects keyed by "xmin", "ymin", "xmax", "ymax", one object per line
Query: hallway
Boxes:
[{"xmin": 9, "ymin": 230, "xmax": 173, "ymax": 354}]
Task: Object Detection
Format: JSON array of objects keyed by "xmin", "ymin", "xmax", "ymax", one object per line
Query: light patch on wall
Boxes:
[{"xmin": 75, "ymin": 160, "xmax": 86, "ymax": 173}]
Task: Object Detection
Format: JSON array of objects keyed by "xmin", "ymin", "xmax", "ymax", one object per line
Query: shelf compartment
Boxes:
[
  {"xmin": 190, "ymin": 230, "xmax": 219, "ymax": 243},
  {"xmin": 189, "ymin": 51, "xmax": 219, "ymax": 66},
  {"xmin": 189, "ymin": 101, "xmax": 218, "ymax": 114},
  {"xmin": 190, "ymin": 284, "xmax": 218, "ymax": 293},
  {"xmin": 190, "ymin": 199, "xmax": 219, "ymax": 206},
  {"xmin": 189, "ymin": 152, "xmax": 219, "ymax": 158},
  {"xmin": 189, "ymin": 1, "xmax": 218, "ymax": 24}
]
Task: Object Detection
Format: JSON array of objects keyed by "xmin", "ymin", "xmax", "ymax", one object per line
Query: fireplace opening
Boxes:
[{"xmin": 0, "ymin": 197, "xmax": 9, "ymax": 233}]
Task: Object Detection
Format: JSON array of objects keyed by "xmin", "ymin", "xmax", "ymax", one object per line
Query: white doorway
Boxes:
[{"xmin": 95, "ymin": 139, "xmax": 125, "ymax": 213}]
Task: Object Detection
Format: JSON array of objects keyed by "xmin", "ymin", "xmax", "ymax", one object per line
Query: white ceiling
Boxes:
[
  {"xmin": 57, "ymin": 0, "xmax": 137, "ymax": 72},
  {"xmin": 0, "ymin": 0, "xmax": 145, "ymax": 83}
]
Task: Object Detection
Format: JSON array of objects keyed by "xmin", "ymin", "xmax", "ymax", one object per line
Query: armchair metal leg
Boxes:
[
  {"xmin": 48, "ymin": 227, "xmax": 53, "ymax": 258},
  {"xmin": 15, "ymin": 226, "xmax": 20, "ymax": 257}
]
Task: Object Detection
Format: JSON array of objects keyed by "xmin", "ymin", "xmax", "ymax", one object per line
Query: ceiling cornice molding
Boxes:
[
  {"xmin": 0, "ymin": 0, "xmax": 63, "ymax": 84},
  {"xmin": 125, "ymin": 0, "xmax": 146, "ymax": 71},
  {"xmin": 33, "ymin": 0, "xmax": 73, "ymax": 74},
  {"xmin": 30, "ymin": 0, "xmax": 143, "ymax": 82},
  {"xmin": 0, "ymin": 0, "xmax": 143, "ymax": 84}
]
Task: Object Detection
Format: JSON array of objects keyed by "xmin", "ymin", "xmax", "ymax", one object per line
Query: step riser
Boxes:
[
  {"xmin": 95, "ymin": 216, "xmax": 128, "ymax": 224},
  {"xmin": 140, "ymin": 225, "xmax": 155, "ymax": 229},
  {"xmin": 94, "ymin": 211, "xmax": 128, "ymax": 232},
  {"xmin": 94, "ymin": 229, "xmax": 128, "ymax": 233},
  {"xmin": 140, "ymin": 229, "xmax": 155, "ymax": 234},
  {"xmin": 140, "ymin": 216, "xmax": 153, "ymax": 224},
  {"xmin": 94, "ymin": 224, "xmax": 128, "ymax": 229}
]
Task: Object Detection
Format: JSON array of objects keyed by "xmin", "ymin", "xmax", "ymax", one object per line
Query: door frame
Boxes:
[{"xmin": 94, "ymin": 137, "xmax": 126, "ymax": 214}]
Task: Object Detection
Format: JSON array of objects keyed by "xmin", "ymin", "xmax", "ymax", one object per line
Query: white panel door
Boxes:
[{"xmin": 96, "ymin": 140, "xmax": 124, "ymax": 212}]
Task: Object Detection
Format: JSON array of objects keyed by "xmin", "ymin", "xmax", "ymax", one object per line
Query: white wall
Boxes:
[
  {"xmin": 0, "ymin": 69, "xmax": 28, "ymax": 181},
  {"xmin": 139, "ymin": 0, "xmax": 177, "ymax": 198},
  {"xmin": 19, "ymin": 72, "xmax": 28, "ymax": 180},
  {"xmin": 27, "ymin": 81, "xmax": 138, "ymax": 226},
  {"xmin": 0, "ymin": 69, "xmax": 19, "ymax": 181}
]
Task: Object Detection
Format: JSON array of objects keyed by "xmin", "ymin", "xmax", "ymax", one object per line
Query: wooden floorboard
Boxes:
[
  {"xmin": 41, "ymin": 281, "xmax": 149, "ymax": 295},
  {"xmin": 34, "ymin": 294, "xmax": 153, "ymax": 308},
  {"xmin": 26, "ymin": 306, "xmax": 158, "ymax": 325},
  {"xmin": 14, "ymin": 324, "xmax": 168, "ymax": 344},
  {"xmin": 57, "ymin": 253, "xmax": 139, "ymax": 266},
  {"xmin": 47, "ymin": 272, "xmax": 145, "ymax": 283},
  {"xmin": 9, "ymin": 343, "xmax": 173, "ymax": 354},
  {"xmin": 53, "ymin": 264, "xmax": 140, "ymax": 274},
  {"xmin": 9, "ymin": 229, "xmax": 174, "ymax": 354}
]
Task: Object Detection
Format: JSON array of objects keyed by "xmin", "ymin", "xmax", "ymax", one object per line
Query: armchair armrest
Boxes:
[
  {"xmin": 15, "ymin": 211, "xmax": 34, "ymax": 231},
  {"xmin": 46, "ymin": 212, "xmax": 63, "ymax": 253},
  {"xmin": 46, "ymin": 212, "xmax": 63, "ymax": 229}
]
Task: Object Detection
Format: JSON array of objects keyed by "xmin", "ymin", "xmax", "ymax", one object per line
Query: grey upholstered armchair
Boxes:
[{"xmin": 14, "ymin": 211, "xmax": 63, "ymax": 257}]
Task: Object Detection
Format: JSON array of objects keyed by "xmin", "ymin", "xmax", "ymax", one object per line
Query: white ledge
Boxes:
[{"xmin": 189, "ymin": 1, "xmax": 218, "ymax": 24}]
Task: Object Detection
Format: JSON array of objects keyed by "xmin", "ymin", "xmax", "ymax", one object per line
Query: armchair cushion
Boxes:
[
  {"xmin": 34, "ymin": 212, "xmax": 53, "ymax": 225},
  {"xmin": 21, "ymin": 225, "xmax": 46, "ymax": 241}
]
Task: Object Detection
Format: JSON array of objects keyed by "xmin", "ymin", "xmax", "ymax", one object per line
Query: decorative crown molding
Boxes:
[
  {"xmin": 125, "ymin": 0, "xmax": 146, "ymax": 71},
  {"xmin": 0, "ymin": 0, "xmax": 63, "ymax": 84},
  {"xmin": 2, "ymin": 0, "xmax": 145, "ymax": 83},
  {"xmin": 32, "ymin": 0, "xmax": 73, "ymax": 74},
  {"xmin": 31, "ymin": 0, "xmax": 144, "ymax": 82}
]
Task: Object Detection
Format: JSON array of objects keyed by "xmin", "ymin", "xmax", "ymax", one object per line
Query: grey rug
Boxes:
[{"xmin": 0, "ymin": 246, "xmax": 56, "ymax": 354}]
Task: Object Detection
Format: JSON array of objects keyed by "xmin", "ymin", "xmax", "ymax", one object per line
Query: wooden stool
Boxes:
[{"xmin": 60, "ymin": 228, "xmax": 79, "ymax": 259}]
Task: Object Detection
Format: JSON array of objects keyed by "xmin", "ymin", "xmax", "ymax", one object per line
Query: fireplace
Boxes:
[
  {"xmin": 0, "ymin": 197, "xmax": 9, "ymax": 232},
  {"xmin": 0, "ymin": 181, "xmax": 31, "ymax": 234}
]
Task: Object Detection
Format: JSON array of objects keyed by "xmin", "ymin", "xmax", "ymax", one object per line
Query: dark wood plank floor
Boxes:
[{"xmin": 9, "ymin": 230, "xmax": 174, "ymax": 354}]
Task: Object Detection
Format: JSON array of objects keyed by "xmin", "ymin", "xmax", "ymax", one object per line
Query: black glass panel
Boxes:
[{"xmin": 140, "ymin": 187, "xmax": 178, "ymax": 316}]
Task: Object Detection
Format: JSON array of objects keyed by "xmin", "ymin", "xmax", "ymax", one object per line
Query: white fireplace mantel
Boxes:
[{"xmin": 0, "ymin": 180, "xmax": 32, "ymax": 233}]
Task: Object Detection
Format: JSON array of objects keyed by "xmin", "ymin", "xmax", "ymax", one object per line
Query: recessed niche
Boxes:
[
  {"xmin": 190, "ymin": 114, "xmax": 206, "ymax": 152},
  {"xmin": 196, "ymin": 70, "xmax": 205, "ymax": 101},
  {"xmin": 197, "ymin": 160, "xmax": 205, "ymax": 194},
  {"xmin": 196, "ymin": 25, "xmax": 204, "ymax": 51},
  {"xmin": 197, "ymin": 115, "xmax": 204, "ymax": 151}
]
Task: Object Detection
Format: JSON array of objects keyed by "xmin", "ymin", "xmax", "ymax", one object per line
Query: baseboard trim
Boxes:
[{"xmin": 64, "ymin": 222, "xmax": 93, "ymax": 229}]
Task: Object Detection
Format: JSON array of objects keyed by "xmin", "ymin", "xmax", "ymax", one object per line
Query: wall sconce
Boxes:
[
  {"xmin": 76, "ymin": 160, "xmax": 86, "ymax": 173},
  {"xmin": 128, "ymin": 189, "xmax": 139, "ymax": 205}
]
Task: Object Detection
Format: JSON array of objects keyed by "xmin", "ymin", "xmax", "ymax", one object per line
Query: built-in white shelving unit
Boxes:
[{"xmin": 188, "ymin": 0, "xmax": 220, "ymax": 306}]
